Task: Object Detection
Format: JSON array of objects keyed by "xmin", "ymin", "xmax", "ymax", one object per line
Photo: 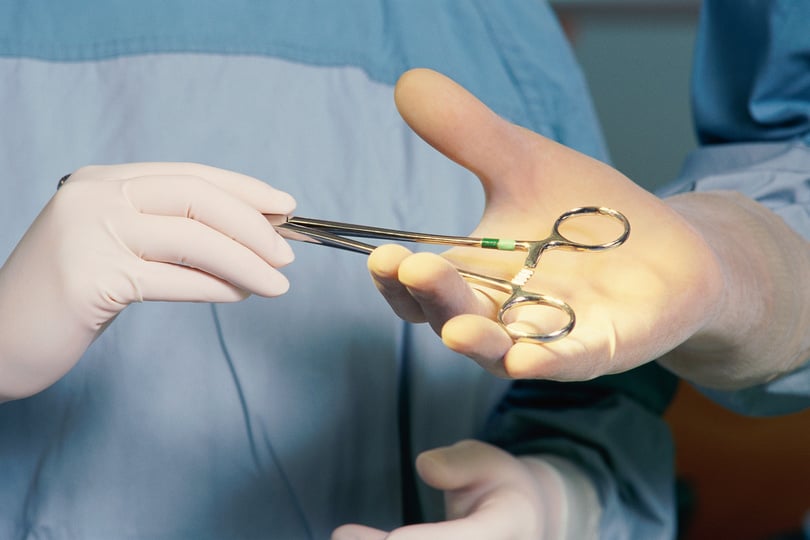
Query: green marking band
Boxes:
[
  {"xmin": 497, "ymin": 239, "xmax": 517, "ymax": 251},
  {"xmin": 481, "ymin": 238, "xmax": 516, "ymax": 251}
]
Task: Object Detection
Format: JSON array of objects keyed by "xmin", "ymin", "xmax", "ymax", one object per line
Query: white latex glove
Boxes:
[
  {"xmin": 368, "ymin": 68, "xmax": 723, "ymax": 381},
  {"xmin": 0, "ymin": 162, "xmax": 296, "ymax": 401},
  {"xmin": 332, "ymin": 439, "xmax": 600, "ymax": 540},
  {"xmin": 370, "ymin": 68, "xmax": 810, "ymax": 390}
]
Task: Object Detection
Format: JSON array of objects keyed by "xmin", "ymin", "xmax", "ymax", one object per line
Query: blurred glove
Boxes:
[
  {"xmin": 0, "ymin": 162, "xmax": 295, "ymax": 401},
  {"xmin": 368, "ymin": 68, "xmax": 724, "ymax": 382},
  {"xmin": 332, "ymin": 439, "xmax": 600, "ymax": 540}
]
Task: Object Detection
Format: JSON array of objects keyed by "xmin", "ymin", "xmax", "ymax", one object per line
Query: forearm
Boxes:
[
  {"xmin": 661, "ymin": 190, "xmax": 810, "ymax": 390},
  {"xmin": 0, "ymin": 237, "xmax": 97, "ymax": 402}
]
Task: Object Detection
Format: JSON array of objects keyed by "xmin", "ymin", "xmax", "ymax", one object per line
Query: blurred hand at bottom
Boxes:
[
  {"xmin": 332, "ymin": 439, "xmax": 599, "ymax": 540},
  {"xmin": 370, "ymin": 68, "xmax": 725, "ymax": 383}
]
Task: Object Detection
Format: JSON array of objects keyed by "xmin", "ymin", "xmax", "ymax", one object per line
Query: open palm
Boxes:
[{"xmin": 369, "ymin": 69, "xmax": 722, "ymax": 381}]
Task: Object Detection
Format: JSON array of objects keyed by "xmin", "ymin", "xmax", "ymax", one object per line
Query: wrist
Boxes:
[
  {"xmin": 521, "ymin": 455, "xmax": 601, "ymax": 540},
  {"xmin": 660, "ymin": 191, "xmax": 810, "ymax": 389}
]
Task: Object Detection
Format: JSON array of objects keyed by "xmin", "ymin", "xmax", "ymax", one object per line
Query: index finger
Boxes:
[{"xmin": 70, "ymin": 162, "xmax": 296, "ymax": 214}]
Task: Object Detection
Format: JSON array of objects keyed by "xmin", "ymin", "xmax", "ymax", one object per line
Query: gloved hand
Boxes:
[
  {"xmin": 368, "ymin": 68, "xmax": 726, "ymax": 383},
  {"xmin": 332, "ymin": 439, "xmax": 600, "ymax": 540},
  {"xmin": 0, "ymin": 162, "xmax": 295, "ymax": 401}
]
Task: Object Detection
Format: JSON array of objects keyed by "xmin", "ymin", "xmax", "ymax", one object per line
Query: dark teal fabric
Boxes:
[{"xmin": 693, "ymin": 0, "xmax": 810, "ymax": 144}]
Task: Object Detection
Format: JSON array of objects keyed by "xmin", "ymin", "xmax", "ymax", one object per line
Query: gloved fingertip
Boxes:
[
  {"xmin": 366, "ymin": 244, "xmax": 412, "ymax": 277},
  {"xmin": 273, "ymin": 191, "xmax": 297, "ymax": 214},
  {"xmin": 414, "ymin": 447, "xmax": 458, "ymax": 488},
  {"xmin": 501, "ymin": 343, "xmax": 567, "ymax": 380},
  {"xmin": 256, "ymin": 187, "xmax": 296, "ymax": 215},
  {"xmin": 272, "ymin": 237, "xmax": 295, "ymax": 267},
  {"xmin": 441, "ymin": 316, "xmax": 511, "ymax": 375},
  {"xmin": 274, "ymin": 276, "xmax": 291, "ymax": 296},
  {"xmin": 257, "ymin": 272, "xmax": 290, "ymax": 297},
  {"xmin": 331, "ymin": 524, "xmax": 388, "ymax": 540},
  {"xmin": 397, "ymin": 252, "xmax": 454, "ymax": 290}
]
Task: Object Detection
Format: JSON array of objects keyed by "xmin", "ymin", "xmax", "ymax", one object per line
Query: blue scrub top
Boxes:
[
  {"xmin": 5, "ymin": 0, "xmax": 809, "ymax": 538},
  {"xmin": 0, "ymin": 2, "xmax": 681, "ymax": 538}
]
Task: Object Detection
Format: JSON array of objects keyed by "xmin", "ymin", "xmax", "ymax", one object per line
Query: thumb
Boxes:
[
  {"xmin": 415, "ymin": 439, "xmax": 508, "ymax": 491},
  {"xmin": 331, "ymin": 525, "xmax": 389, "ymax": 540},
  {"xmin": 394, "ymin": 69, "xmax": 649, "ymax": 226},
  {"xmin": 394, "ymin": 68, "xmax": 536, "ymax": 209}
]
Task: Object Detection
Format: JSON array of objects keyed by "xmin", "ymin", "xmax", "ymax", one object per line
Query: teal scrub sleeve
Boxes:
[
  {"xmin": 483, "ymin": 364, "xmax": 680, "ymax": 539},
  {"xmin": 692, "ymin": 0, "xmax": 810, "ymax": 145}
]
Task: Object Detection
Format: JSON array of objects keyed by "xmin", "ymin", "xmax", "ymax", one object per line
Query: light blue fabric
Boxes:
[
  {"xmin": 0, "ymin": 0, "xmax": 606, "ymax": 159},
  {"xmin": 0, "ymin": 1, "xmax": 676, "ymax": 539}
]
